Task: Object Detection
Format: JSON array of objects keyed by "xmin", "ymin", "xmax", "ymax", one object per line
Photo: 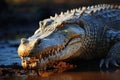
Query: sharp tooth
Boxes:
[
  {"xmin": 52, "ymin": 49, "xmax": 54, "ymax": 53},
  {"xmin": 41, "ymin": 58, "xmax": 44, "ymax": 63},
  {"xmin": 55, "ymin": 51, "xmax": 58, "ymax": 54},
  {"xmin": 49, "ymin": 50, "xmax": 51, "ymax": 54},
  {"xmin": 57, "ymin": 48, "xmax": 60, "ymax": 52}
]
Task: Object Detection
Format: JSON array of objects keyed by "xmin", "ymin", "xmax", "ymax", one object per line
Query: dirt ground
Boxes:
[{"xmin": 0, "ymin": 60, "xmax": 120, "ymax": 80}]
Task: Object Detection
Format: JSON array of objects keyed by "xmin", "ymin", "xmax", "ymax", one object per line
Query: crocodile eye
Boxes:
[
  {"xmin": 34, "ymin": 38, "xmax": 41, "ymax": 46},
  {"xmin": 78, "ymin": 21, "xmax": 85, "ymax": 30},
  {"xmin": 36, "ymin": 39, "xmax": 41, "ymax": 45}
]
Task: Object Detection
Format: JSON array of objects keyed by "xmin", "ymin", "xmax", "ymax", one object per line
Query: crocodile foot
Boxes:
[{"xmin": 100, "ymin": 57, "xmax": 120, "ymax": 69}]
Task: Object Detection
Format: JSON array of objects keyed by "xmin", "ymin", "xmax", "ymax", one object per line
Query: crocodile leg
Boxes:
[{"xmin": 100, "ymin": 42, "xmax": 120, "ymax": 68}]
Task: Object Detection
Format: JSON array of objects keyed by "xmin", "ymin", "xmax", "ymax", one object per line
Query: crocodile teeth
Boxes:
[
  {"xmin": 52, "ymin": 49, "xmax": 54, "ymax": 53},
  {"xmin": 57, "ymin": 48, "xmax": 60, "ymax": 52},
  {"xmin": 48, "ymin": 50, "xmax": 51, "ymax": 54},
  {"xmin": 55, "ymin": 51, "xmax": 57, "ymax": 54},
  {"xmin": 41, "ymin": 58, "xmax": 44, "ymax": 63}
]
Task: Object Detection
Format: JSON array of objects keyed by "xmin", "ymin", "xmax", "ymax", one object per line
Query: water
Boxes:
[
  {"xmin": 0, "ymin": 39, "xmax": 21, "ymax": 65},
  {"xmin": 4, "ymin": 71, "xmax": 120, "ymax": 80}
]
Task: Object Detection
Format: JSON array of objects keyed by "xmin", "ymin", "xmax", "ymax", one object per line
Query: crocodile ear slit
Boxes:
[{"xmin": 78, "ymin": 20, "xmax": 85, "ymax": 30}]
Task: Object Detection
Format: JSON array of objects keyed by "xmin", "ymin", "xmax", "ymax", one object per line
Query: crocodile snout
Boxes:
[
  {"xmin": 18, "ymin": 38, "xmax": 41, "ymax": 57},
  {"xmin": 18, "ymin": 38, "xmax": 29, "ymax": 57},
  {"xmin": 18, "ymin": 38, "xmax": 41, "ymax": 69},
  {"xmin": 21, "ymin": 38, "xmax": 28, "ymax": 44}
]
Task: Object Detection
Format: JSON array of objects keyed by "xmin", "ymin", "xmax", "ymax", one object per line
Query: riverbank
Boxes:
[
  {"xmin": 0, "ymin": 63, "xmax": 27, "ymax": 78},
  {"xmin": 0, "ymin": 61, "xmax": 120, "ymax": 80}
]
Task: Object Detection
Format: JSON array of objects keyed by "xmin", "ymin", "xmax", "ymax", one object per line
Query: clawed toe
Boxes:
[
  {"xmin": 111, "ymin": 60, "xmax": 119, "ymax": 67},
  {"xmin": 100, "ymin": 58, "xmax": 119, "ymax": 69}
]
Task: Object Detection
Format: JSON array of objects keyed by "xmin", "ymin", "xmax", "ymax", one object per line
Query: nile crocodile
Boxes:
[{"xmin": 18, "ymin": 4, "xmax": 120, "ymax": 73}]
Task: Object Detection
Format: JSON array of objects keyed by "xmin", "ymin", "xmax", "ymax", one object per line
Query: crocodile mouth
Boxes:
[{"xmin": 21, "ymin": 34, "xmax": 81, "ymax": 70}]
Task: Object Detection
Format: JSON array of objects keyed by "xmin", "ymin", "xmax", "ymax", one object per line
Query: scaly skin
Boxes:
[{"xmin": 18, "ymin": 4, "xmax": 120, "ymax": 73}]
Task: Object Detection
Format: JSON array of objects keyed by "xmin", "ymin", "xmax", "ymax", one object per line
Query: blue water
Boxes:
[{"xmin": 0, "ymin": 39, "xmax": 21, "ymax": 65}]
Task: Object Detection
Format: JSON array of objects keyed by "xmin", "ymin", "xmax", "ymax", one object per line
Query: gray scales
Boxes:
[{"xmin": 18, "ymin": 4, "xmax": 120, "ymax": 73}]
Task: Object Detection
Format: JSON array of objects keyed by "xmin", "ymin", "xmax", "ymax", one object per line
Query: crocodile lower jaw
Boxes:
[{"xmin": 21, "ymin": 34, "xmax": 81, "ymax": 70}]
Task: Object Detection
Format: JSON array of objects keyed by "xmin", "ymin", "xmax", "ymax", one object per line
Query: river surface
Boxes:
[
  {"xmin": 4, "ymin": 70, "xmax": 120, "ymax": 80},
  {"xmin": 25, "ymin": 71, "xmax": 120, "ymax": 80},
  {"xmin": 0, "ymin": 39, "xmax": 21, "ymax": 65}
]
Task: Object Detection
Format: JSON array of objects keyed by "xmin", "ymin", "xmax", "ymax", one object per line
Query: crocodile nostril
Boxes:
[{"xmin": 21, "ymin": 38, "xmax": 28, "ymax": 44}]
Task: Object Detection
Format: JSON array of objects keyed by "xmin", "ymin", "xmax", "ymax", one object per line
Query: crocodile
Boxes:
[{"xmin": 18, "ymin": 4, "xmax": 120, "ymax": 73}]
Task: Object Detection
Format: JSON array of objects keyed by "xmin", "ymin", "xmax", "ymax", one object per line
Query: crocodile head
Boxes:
[
  {"xmin": 18, "ymin": 10, "xmax": 85, "ymax": 70},
  {"xmin": 18, "ymin": 4, "xmax": 120, "ymax": 70}
]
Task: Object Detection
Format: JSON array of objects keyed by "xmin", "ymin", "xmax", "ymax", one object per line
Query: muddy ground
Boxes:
[{"xmin": 0, "ymin": 61, "xmax": 120, "ymax": 80}]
